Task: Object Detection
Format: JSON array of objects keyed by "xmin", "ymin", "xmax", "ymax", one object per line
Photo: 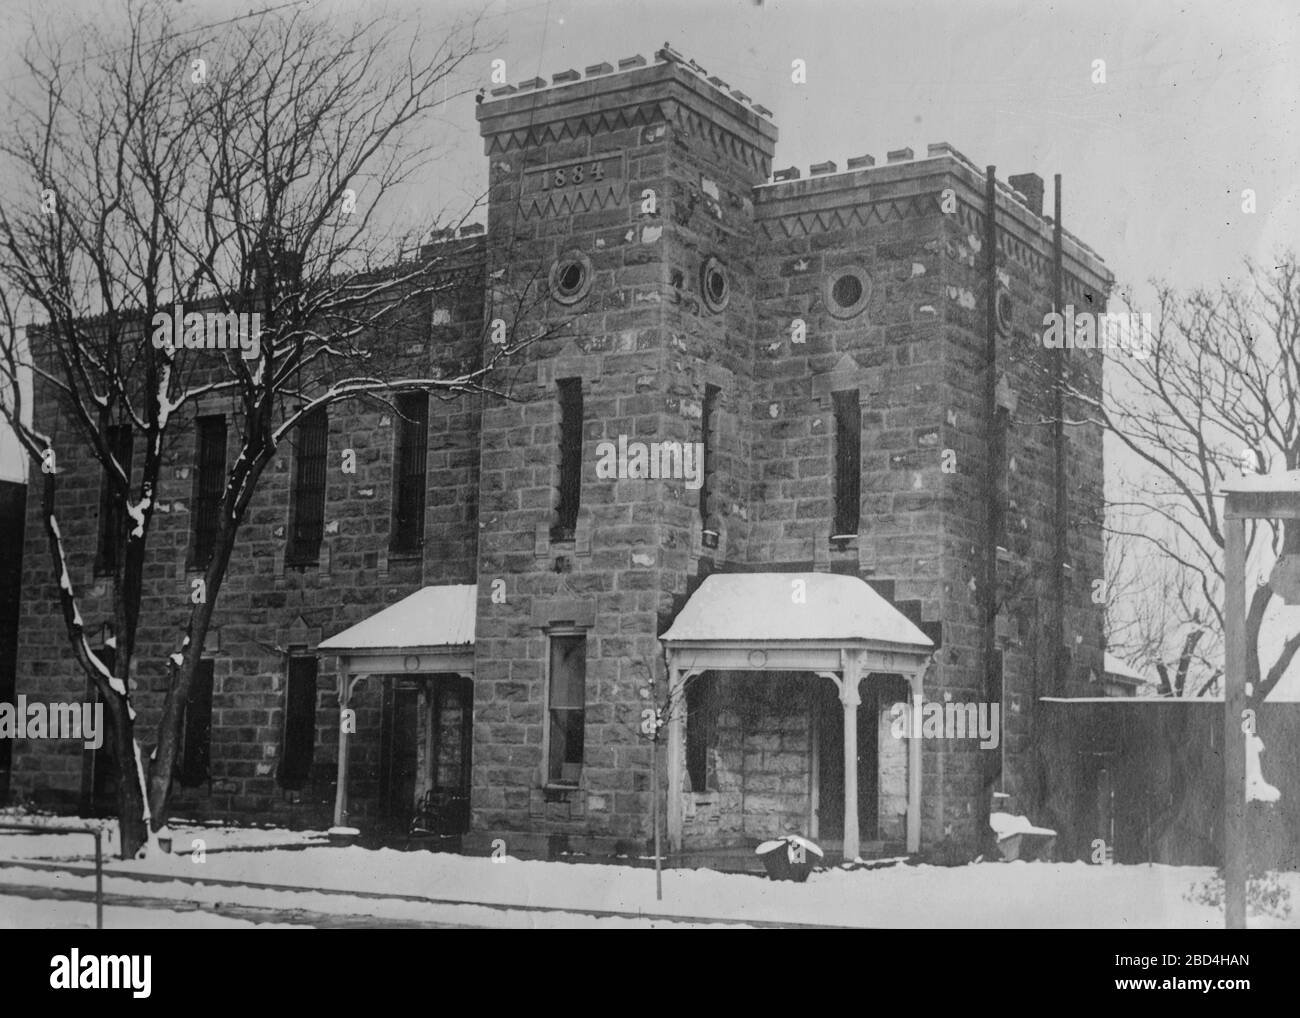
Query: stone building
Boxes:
[{"xmin": 8, "ymin": 49, "xmax": 1111, "ymax": 864}]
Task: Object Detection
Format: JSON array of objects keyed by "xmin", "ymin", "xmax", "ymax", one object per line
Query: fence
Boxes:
[
  {"xmin": 0, "ymin": 820, "xmax": 106, "ymax": 928},
  {"xmin": 1036, "ymin": 699, "xmax": 1300, "ymax": 868}
]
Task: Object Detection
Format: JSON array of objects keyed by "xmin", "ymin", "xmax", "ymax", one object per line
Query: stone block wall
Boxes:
[{"xmin": 11, "ymin": 246, "xmax": 485, "ymax": 826}]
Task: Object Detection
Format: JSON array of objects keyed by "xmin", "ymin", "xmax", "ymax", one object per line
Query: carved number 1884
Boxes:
[{"xmin": 540, "ymin": 162, "xmax": 606, "ymax": 190}]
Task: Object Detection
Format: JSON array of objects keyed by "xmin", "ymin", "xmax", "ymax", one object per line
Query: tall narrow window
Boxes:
[
  {"xmin": 552, "ymin": 378, "xmax": 583, "ymax": 541},
  {"xmin": 277, "ymin": 654, "xmax": 318, "ymax": 790},
  {"xmin": 81, "ymin": 646, "xmax": 117, "ymax": 816},
  {"xmin": 287, "ymin": 407, "xmax": 328, "ymax": 565},
  {"xmin": 95, "ymin": 425, "xmax": 134, "ymax": 576},
  {"xmin": 178, "ymin": 659, "xmax": 215, "ymax": 788},
  {"xmin": 547, "ymin": 634, "xmax": 586, "ymax": 785},
  {"xmin": 685, "ymin": 672, "xmax": 719, "ymax": 792},
  {"xmin": 700, "ymin": 384, "xmax": 720, "ymax": 527},
  {"xmin": 832, "ymin": 389, "xmax": 861, "ymax": 537},
  {"xmin": 390, "ymin": 393, "xmax": 429, "ymax": 553},
  {"xmin": 190, "ymin": 416, "xmax": 227, "ymax": 568}
]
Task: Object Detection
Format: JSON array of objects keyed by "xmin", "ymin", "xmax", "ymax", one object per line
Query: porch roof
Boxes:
[
  {"xmin": 318, "ymin": 583, "xmax": 477, "ymax": 654},
  {"xmin": 660, "ymin": 572, "xmax": 933, "ymax": 651}
]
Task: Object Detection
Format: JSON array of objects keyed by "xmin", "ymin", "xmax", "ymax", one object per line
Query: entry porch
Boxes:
[
  {"xmin": 319, "ymin": 585, "xmax": 477, "ymax": 841},
  {"xmin": 660, "ymin": 573, "xmax": 934, "ymax": 862}
]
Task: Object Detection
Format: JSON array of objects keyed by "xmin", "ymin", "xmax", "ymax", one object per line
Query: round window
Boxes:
[
  {"xmin": 824, "ymin": 266, "xmax": 871, "ymax": 319},
  {"xmin": 700, "ymin": 256, "xmax": 730, "ymax": 313},
  {"xmin": 996, "ymin": 287, "xmax": 1014, "ymax": 334},
  {"xmin": 549, "ymin": 250, "xmax": 593, "ymax": 305}
]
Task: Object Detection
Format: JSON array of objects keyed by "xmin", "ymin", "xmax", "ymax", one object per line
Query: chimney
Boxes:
[{"xmin": 1008, "ymin": 172, "xmax": 1044, "ymax": 217}]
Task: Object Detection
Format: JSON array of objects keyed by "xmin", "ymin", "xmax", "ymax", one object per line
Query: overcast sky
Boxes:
[{"xmin": 2, "ymin": 0, "xmax": 1298, "ymax": 691}]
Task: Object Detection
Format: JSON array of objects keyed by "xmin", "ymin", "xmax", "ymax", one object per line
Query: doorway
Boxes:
[
  {"xmin": 815, "ymin": 679, "xmax": 876, "ymax": 842},
  {"xmin": 379, "ymin": 679, "xmax": 421, "ymax": 834},
  {"xmin": 814, "ymin": 675, "xmax": 911, "ymax": 844},
  {"xmin": 379, "ymin": 674, "xmax": 473, "ymax": 835}
]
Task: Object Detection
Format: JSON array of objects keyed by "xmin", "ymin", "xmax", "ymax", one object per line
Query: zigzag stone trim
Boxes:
[
  {"xmin": 756, "ymin": 194, "xmax": 939, "ymax": 240},
  {"xmin": 523, "ymin": 183, "xmax": 629, "ymax": 220},
  {"xmin": 673, "ymin": 106, "xmax": 772, "ymax": 176},
  {"xmin": 486, "ymin": 102, "xmax": 670, "ymax": 154}
]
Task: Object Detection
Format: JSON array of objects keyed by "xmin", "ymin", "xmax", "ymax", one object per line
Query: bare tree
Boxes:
[
  {"xmin": 1103, "ymin": 513, "xmax": 1221, "ymax": 696},
  {"xmin": 1073, "ymin": 257, "xmax": 1300, "ymax": 709},
  {"xmin": 0, "ymin": 1, "xmax": 554, "ymax": 856}
]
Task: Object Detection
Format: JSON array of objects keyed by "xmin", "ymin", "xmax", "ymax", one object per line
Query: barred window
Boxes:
[
  {"xmin": 390, "ymin": 393, "xmax": 429, "ymax": 553},
  {"xmin": 178, "ymin": 659, "xmax": 215, "ymax": 788},
  {"xmin": 832, "ymin": 389, "xmax": 861, "ymax": 537},
  {"xmin": 95, "ymin": 424, "xmax": 134, "ymax": 576},
  {"xmin": 277, "ymin": 655, "xmax": 318, "ymax": 791},
  {"xmin": 552, "ymin": 378, "xmax": 583, "ymax": 542},
  {"xmin": 80, "ymin": 646, "xmax": 117, "ymax": 816},
  {"xmin": 287, "ymin": 408, "xmax": 328, "ymax": 565},
  {"xmin": 700, "ymin": 385, "xmax": 720, "ymax": 527},
  {"xmin": 190, "ymin": 416, "xmax": 227, "ymax": 569},
  {"xmin": 685, "ymin": 672, "xmax": 719, "ymax": 792}
]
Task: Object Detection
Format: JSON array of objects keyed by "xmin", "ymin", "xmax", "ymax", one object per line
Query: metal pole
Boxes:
[
  {"xmin": 652, "ymin": 732, "xmax": 662, "ymax": 900},
  {"xmin": 1224, "ymin": 515, "xmax": 1247, "ymax": 928},
  {"xmin": 94, "ymin": 828, "xmax": 103, "ymax": 930}
]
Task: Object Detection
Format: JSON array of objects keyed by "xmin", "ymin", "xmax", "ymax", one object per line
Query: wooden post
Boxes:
[
  {"xmin": 666, "ymin": 664, "xmax": 684, "ymax": 853},
  {"xmin": 333, "ymin": 661, "xmax": 352, "ymax": 828},
  {"xmin": 907, "ymin": 669, "xmax": 923, "ymax": 854},
  {"xmin": 841, "ymin": 657, "xmax": 862, "ymax": 862},
  {"xmin": 1224, "ymin": 516, "xmax": 1247, "ymax": 929}
]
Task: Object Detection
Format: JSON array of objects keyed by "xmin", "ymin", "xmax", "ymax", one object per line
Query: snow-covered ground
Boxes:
[
  {"xmin": 0, "ymin": 814, "xmax": 1295, "ymax": 928},
  {"xmin": 0, "ymin": 810, "xmax": 327, "ymax": 859},
  {"xmin": 0, "ymin": 893, "xmax": 303, "ymax": 929}
]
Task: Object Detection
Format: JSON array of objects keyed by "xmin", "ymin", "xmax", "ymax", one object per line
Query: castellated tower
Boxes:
[{"xmin": 471, "ymin": 55, "xmax": 777, "ymax": 855}]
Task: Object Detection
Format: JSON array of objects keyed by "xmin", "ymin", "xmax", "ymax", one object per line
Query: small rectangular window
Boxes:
[
  {"xmin": 685, "ymin": 672, "xmax": 719, "ymax": 793},
  {"xmin": 95, "ymin": 425, "xmax": 134, "ymax": 576},
  {"xmin": 552, "ymin": 378, "xmax": 583, "ymax": 541},
  {"xmin": 191, "ymin": 416, "xmax": 227, "ymax": 568},
  {"xmin": 832, "ymin": 389, "xmax": 861, "ymax": 536},
  {"xmin": 390, "ymin": 393, "xmax": 429, "ymax": 553},
  {"xmin": 700, "ymin": 384, "xmax": 720, "ymax": 526},
  {"xmin": 277, "ymin": 655, "xmax": 318, "ymax": 791},
  {"xmin": 547, "ymin": 634, "xmax": 586, "ymax": 784},
  {"xmin": 178, "ymin": 659, "xmax": 215, "ymax": 788},
  {"xmin": 287, "ymin": 407, "xmax": 328, "ymax": 565}
]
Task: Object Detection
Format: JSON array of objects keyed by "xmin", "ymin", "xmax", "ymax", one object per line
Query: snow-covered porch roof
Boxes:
[
  {"xmin": 321, "ymin": 584, "xmax": 477, "ymax": 832},
  {"xmin": 659, "ymin": 573, "xmax": 934, "ymax": 860},
  {"xmin": 319, "ymin": 583, "xmax": 476, "ymax": 676},
  {"xmin": 660, "ymin": 572, "xmax": 934, "ymax": 675}
]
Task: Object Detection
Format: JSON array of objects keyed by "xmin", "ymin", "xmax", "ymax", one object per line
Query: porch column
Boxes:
[
  {"xmin": 840, "ymin": 651, "xmax": 863, "ymax": 861},
  {"xmin": 333, "ymin": 658, "xmax": 353, "ymax": 828},
  {"xmin": 906, "ymin": 668, "xmax": 923, "ymax": 854},
  {"xmin": 666, "ymin": 663, "xmax": 684, "ymax": 853}
]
